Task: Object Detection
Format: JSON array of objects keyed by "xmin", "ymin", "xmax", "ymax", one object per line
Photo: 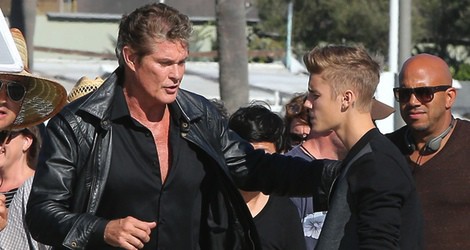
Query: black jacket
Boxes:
[
  {"xmin": 26, "ymin": 68, "xmax": 336, "ymax": 250},
  {"xmin": 316, "ymin": 129, "xmax": 423, "ymax": 250}
]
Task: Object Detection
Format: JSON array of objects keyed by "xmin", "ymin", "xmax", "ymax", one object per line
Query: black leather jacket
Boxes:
[{"xmin": 26, "ymin": 69, "xmax": 337, "ymax": 250}]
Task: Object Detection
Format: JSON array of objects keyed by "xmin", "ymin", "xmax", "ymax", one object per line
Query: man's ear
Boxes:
[
  {"xmin": 342, "ymin": 90, "xmax": 355, "ymax": 108},
  {"xmin": 122, "ymin": 46, "xmax": 136, "ymax": 71},
  {"xmin": 445, "ymin": 87, "xmax": 457, "ymax": 109}
]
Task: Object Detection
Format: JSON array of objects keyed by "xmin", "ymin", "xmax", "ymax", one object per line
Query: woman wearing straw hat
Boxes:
[
  {"xmin": 0, "ymin": 28, "xmax": 66, "ymax": 131},
  {"xmin": 0, "ymin": 27, "xmax": 66, "ymax": 249}
]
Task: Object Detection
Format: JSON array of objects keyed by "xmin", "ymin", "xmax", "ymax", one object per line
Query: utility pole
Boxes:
[
  {"xmin": 285, "ymin": 1, "xmax": 293, "ymax": 70},
  {"xmin": 398, "ymin": 0, "xmax": 412, "ymax": 68},
  {"xmin": 388, "ymin": 0, "xmax": 399, "ymax": 74},
  {"xmin": 395, "ymin": 0, "xmax": 412, "ymax": 129}
]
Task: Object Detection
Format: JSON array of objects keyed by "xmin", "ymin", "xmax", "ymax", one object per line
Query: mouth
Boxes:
[
  {"xmin": 168, "ymin": 84, "xmax": 179, "ymax": 89},
  {"xmin": 164, "ymin": 85, "xmax": 179, "ymax": 94},
  {"xmin": 405, "ymin": 109, "xmax": 426, "ymax": 120},
  {"xmin": 308, "ymin": 111, "xmax": 315, "ymax": 121}
]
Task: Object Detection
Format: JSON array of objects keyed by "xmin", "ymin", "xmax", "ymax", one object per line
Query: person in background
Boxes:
[
  {"xmin": 26, "ymin": 3, "xmax": 338, "ymax": 250},
  {"xmin": 67, "ymin": 76, "xmax": 105, "ymax": 103},
  {"xmin": 386, "ymin": 53, "xmax": 470, "ymax": 250},
  {"xmin": 0, "ymin": 195, "xmax": 5, "ymax": 231},
  {"xmin": 303, "ymin": 44, "xmax": 422, "ymax": 249},
  {"xmin": 0, "ymin": 127, "xmax": 39, "ymax": 207},
  {"xmin": 286, "ymin": 97, "xmax": 394, "ymax": 249},
  {"xmin": 283, "ymin": 93, "xmax": 311, "ymax": 151},
  {"xmin": 0, "ymin": 28, "xmax": 66, "ymax": 132},
  {"xmin": 0, "ymin": 125, "xmax": 48, "ymax": 250},
  {"xmin": 0, "ymin": 27, "xmax": 66, "ymax": 249},
  {"xmin": 286, "ymin": 131, "xmax": 345, "ymax": 250},
  {"xmin": 229, "ymin": 103, "xmax": 306, "ymax": 250}
]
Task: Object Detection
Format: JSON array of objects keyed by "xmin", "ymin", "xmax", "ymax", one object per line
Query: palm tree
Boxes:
[{"xmin": 215, "ymin": 0, "xmax": 249, "ymax": 114}]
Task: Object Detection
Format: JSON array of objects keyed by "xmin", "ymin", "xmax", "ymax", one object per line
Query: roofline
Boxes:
[{"xmin": 46, "ymin": 12, "xmax": 260, "ymax": 24}]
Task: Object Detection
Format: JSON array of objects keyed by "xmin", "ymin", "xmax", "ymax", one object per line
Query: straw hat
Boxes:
[
  {"xmin": 67, "ymin": 76, "xmax": 105, "ymax": 102},
  {"xmin": 371, "ymin": 98, "xmax": 395, "ymax": 121},
  {"xmin": 0, "ymin": 28, "xmax": 67, "ymax": 129}
]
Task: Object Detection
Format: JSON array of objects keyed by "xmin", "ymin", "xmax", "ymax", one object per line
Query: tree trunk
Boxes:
[
  {"xmin": 10, "ymin": 0, "xmax": 37, "ymax": 71},
  {"xmin": 215, "ymin": 0, "xmax": 249, "ymax": 114}
]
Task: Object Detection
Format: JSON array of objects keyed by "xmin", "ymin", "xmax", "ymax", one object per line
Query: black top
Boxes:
[
  {"xmin": 387, "ymin": 120, "xmax": 470, "ymax": 250},
  {"xmin": 316, "ymin": 128, "xmax": 423, "ymax": 250},
  {"xmin": 95, "ymin": 84, "xmax": 213, "ymax": 249},
  {"xmin": 3, "ymin": 188, "xmax": 18, "ymax": 208},
  {"xmin": 254, "ymin": 195, "xmax": 306, "ymax": 250}
]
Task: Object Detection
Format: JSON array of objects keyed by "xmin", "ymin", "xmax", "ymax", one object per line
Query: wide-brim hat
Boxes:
[
  {"xmin": 0, "ymin": 28, "xmax": 67, "ymax": 129},
  {"xmin": 371, "ymin": 98, "xmax": 395, "ymax": 120},
  {"xmin": 67, "ymin": 76, "xmax": 104, "ymax": 102}
]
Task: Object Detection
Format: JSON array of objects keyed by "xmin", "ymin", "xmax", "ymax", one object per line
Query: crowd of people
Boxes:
[{"xmin": 0, "ymin": 2, "xmax": 468, "ymax": 250}]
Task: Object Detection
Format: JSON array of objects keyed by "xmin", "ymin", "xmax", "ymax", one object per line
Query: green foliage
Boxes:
[
  {"xmin": 248, "ymin": 0, "xmax": 290, "ymax": 62},
  {"xmin": 454, "ymin": 64, "xmax": 470, "ymax": 81},
  {"xmin": 254, "ymin": 0, "xmax": 289, "ymax": 41},
  {"xmin": 254, "ymin": 0, "xmax": 470, "ymax": 79},
  {"xmin": 189, "ymin": 22, "xmax": 216, "ymax": 62},
  {"xmin": 413, "ymin": 0, "xmax": 470, "ymax": 79},
  {"xmin": 256, "ymin": 0, "xmax": 390, "ymax": 58},
  {"xmin": 247, "ymin": 28, "xmax": 285, "ymax": 62}
]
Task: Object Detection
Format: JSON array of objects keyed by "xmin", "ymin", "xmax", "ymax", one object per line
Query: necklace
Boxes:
[{"xmin": 300, "ymin": 144, "xmax": 316, "ymax": 160}]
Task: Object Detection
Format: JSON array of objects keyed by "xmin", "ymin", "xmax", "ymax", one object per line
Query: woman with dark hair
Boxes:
[
  {"xmin": 0, "ymin": 124, "xmax": 48, "ymax": 249},
  {"xmin": 0, "ymin": 126, "xmax": 41, "ymax": 206},
  {"xmin": 283, "ymin": 93, "xmax": 311, "ymax": 151},
  {"xmin": 229, "ymin": 103, "xmax": 306, "ymax": 250}
]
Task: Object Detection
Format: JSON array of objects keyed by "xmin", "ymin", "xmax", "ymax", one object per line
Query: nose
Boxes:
[
  {"xmin": 407, "ymin": 92, "xmax": 421, "ymax": 105},
  {"xmin": 303, "ymin": 95, "xmax": 313, "ymax": 110},
  {"xmin": 169, "ymin": 64, "xmax": 184, "ymax": 82},
  {"xmin": 0, "ymin": 87, "xmax": 8, "ymax": 103}
]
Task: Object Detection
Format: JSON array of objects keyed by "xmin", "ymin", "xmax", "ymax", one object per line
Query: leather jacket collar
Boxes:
[{"xmin": 75, "ymin": 67, "xmax": 205, "ymax": 128}]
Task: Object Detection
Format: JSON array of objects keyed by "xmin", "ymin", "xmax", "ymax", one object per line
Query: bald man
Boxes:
[{"xmin": 387, "ymin": 54, "xmax": 470, "ymax": 250}]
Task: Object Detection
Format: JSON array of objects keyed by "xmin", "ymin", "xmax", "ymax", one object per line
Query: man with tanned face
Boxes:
[{"xmin": 387, "ymin": 54, "xmax": 470, "ymax": 250}]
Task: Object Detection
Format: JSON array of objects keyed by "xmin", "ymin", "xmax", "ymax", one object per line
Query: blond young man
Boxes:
[{"xmin": 303, "ymin": 45, "xmax": 423, "ymax": 249}]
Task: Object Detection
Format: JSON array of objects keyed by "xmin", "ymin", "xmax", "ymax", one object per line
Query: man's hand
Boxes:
[
  {"xmin": 104, "ymin": 216, "xmax": 156, "ymax": 250},
  {"xmin": 0, "ymin": 194, "xmax": 7, "ymax": 231}
]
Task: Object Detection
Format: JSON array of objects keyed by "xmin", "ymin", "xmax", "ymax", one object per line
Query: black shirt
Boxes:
[
  {"xmin": 95, "ymin": 84, "xmax": 213, "ymax": 250},
  {"xmin": 254, "ymin": 195, "xmax": 306, "ymax": 250}
]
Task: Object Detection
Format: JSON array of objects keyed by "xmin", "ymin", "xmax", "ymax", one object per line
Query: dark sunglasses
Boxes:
[
  {"xmin": 0, "ymin": 80, "xmax": 27, "ymax": 102},
  {"xmin": 393, "ymin": 85, "xmax": 451, "ymax": 103},
  {"xmin": 286, "ymin": 102, "xmax": 303, "ymax": 115},
  {"xmin": 288, "ymin": 133, "xmax": 307, "ymax": 146},
  {"xmin": 286, "ymin": 94, "xmax": 308, "ymax": 115},
  {"xmin": 0, "ymin": 130, "xmax": 25, "ymax": 145}
]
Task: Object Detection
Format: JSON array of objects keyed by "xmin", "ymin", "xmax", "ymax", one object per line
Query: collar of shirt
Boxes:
[{"xmin": 110, "ymin": 83, "xmax": 183, "ymax": 128}]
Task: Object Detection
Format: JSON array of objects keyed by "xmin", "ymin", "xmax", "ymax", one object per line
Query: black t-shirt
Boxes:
[{"xmin": 254, "ymin": 195, "xmax": 306, "ymax": 250}]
